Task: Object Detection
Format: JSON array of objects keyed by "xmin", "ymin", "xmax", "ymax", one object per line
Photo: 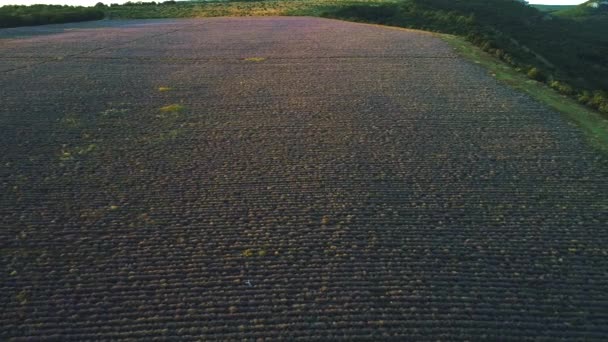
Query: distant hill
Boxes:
[
  {"xmin": 531, "ymin": 4, "xmax": 576, "ymax": 13},
  {"xmin": 554, "ymin": 0, "xmax": 608, "ymax": 17}
]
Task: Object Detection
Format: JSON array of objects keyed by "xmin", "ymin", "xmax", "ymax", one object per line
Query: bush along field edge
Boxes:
[{"xmin": 439, "ymin": 34, "xmax": 608, "ymax": 153}]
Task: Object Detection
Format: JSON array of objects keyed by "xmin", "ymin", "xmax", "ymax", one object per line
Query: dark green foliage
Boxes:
[
  {"xmin": 321, "ymin": 0, "xmax": 608, "ymax": 115},
  {"xmin": 122, "ymin": 1, "xmax": 158, "ymax": 6},
  {"xmin": 588, "ymin": 91, "xmax": 608, "ymax": 113},
  {"xmin": 104, "ymin": 1, "xmax": 196, "ymax": 19},
  {"xmin": 527, "ymin": 67, "xmax": 545, "ymax": 82},
  {"xmin": 327, "ymin": 3, "xmax": 402, "ymax": 24},
  {"xmin": 323, "ymin": 2, "xmax": 476, "ymax": 35},
  {"xmin": 577, "ymin": 90, "xmax": 608, "ymax": 113},
  {"xmin": 532, "ymin": 5, "xmax": 576, "ymax": 13},
  {"xmin": 554, "ymin": 0, "xmax": 608, "ymax": 18},
  {"xmin": 0, "ymin": 5, "xmax": 104, "ymax": 28},
  {"xmin": 550, "ymin": 81, "xmax": 574, "ymax": 96}
]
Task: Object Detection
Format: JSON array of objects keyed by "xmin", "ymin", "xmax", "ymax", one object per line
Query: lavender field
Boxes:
[{"xmin": 1, "ymin": 17, "xmax": 607, "ymax": 340}]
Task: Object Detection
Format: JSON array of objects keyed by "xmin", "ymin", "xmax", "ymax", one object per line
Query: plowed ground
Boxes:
[{"xmin": 1, "ymin": 17, "xmax": 607, "ymax": 340}]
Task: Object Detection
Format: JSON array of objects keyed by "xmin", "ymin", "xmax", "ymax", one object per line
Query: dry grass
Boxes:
[
  {"xmin": 243, "ymin": 57, "xmax": 266, "ymax": 62},
  {"xmin": 159, "ymin": 104, "xmax": 185, "ymax": 113}
]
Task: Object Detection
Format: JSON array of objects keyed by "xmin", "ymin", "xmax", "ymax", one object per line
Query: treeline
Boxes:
[
  {"xmin": 99, "ymin": 1, "xmax": 178, "ymax": 6},
  {"xmin": 322, "ymin": 0, "xmax": 608, "ymax": 115},
  {"xmin": 116, "ymin": 1, "xmax": 178, "ymax": 5},
  {"xmin": 100, "ymin": 1, "xmax": 199, "ymax": 19},
  {"xmin": 0, "ymin": 5, "xmax": 104, "ymax": 28}
]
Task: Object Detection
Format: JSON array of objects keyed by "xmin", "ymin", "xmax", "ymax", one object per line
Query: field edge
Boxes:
[{"xmin": 440, "ymin": 33, "xmax": 608, "ymax": 153}]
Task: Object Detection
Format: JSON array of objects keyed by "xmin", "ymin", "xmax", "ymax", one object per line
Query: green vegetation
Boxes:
[
  {"xmin": 442, "ymin": 34, "xmax": 608, "ymax": 152},
  {"xmin": 100, "ymin": 107, "xmax": 129, "ymax": 118},
  {"xmin": 242, "ymin": 247, "xmax": 271, "ymax": 257},
  {"xmin": 243, "ymin": 57, "xmax": 266, "ymax": 62},
  {"xmin": 0, "ymin": 5, "xmax": 104, "ymax": 28},
  {"xmin": 321, "ymin": 215, "xmax": 331, "ymax": 225},
  {"xmin": 527, "ymin": 67, "xmax": 545, "ymax": 82},
  {"xmin": 553, "ymin": 0, "xmax": 608, "ymax": 17},
  {"xmin": 15, "ymin": 290, "xmax": 28, "ymax": 305},
  {"xmin": 159, "ymin": 104, "xmax": 185, "ymax": 113},
  {"xmin": 60, "ymin": 114, "xmax": 83, "ymax": 129},
  {"xmin": 318, "ymin": 0, "xmax": 608, "ymax": 116},
  {"xmin": 531, "ymin": 5, "xmax": 576, "ymax": 13},
  {"xmin": 59, "ymin": 143, "xmax": 98, "ymax": 161},
  {"xmin": 102, "ymin": 0, "xmax": 394, "ymax": 19},
  {"xmin": 156, "ymin": 128, "xmax": 181, "ymax": 141}
]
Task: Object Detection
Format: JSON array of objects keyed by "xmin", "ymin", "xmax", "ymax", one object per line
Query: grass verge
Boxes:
[
  {"xmin": 159, "ymin": 104, "xmax": 185, "ymax": 113},
  {"xmin": 441, "ymin": 34, "xmax": 608, "ymax": 153}
]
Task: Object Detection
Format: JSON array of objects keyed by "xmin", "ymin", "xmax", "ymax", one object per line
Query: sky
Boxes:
[{"xmin": 0, "ymin": 0, "xmax": 589, "ymax": 7}]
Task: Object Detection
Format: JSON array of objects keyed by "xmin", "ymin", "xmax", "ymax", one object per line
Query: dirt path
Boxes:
[{"xmin": 1, "ymin": 17, "xmax": 607, "ymax": 340}]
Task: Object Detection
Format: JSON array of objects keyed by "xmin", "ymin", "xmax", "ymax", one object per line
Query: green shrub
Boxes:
[
  {"xmin": 550, "ymin": 81, "xmax": 574, "ymax": 95},
  {"xmin": 527, "ymin": 67, "xmax": 546, "ymax": 82},
  {"xmin": 577, "ymin": 91, "xmax": 592, "ymax": 104},
  {"xmin": 589, "ymin": 91, "xmax": 608, "ymax": 109}
]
